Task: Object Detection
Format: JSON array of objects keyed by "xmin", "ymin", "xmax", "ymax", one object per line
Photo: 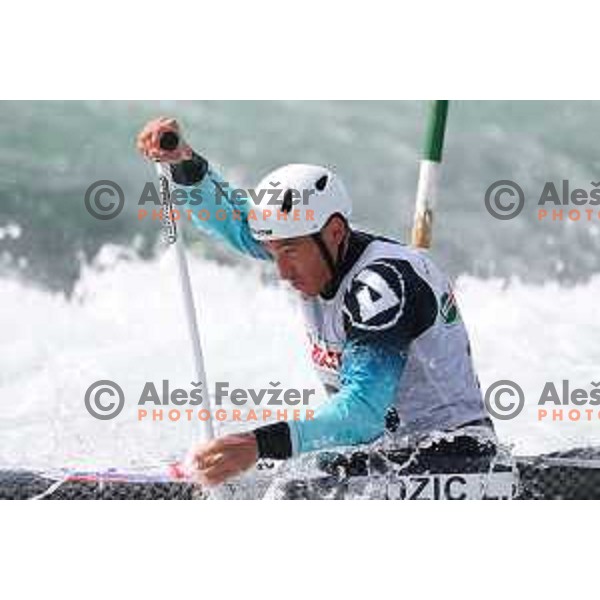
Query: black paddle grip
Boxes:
[{"xmin": 159, "ymin": 131, "xmax": 180, "ymax": 151}]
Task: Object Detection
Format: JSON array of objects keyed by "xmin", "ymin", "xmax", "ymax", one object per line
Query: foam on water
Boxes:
[
  {"xmin": 1, "ymin": 245, "xmax": 323, "ymax": 470},
  {"xmin": 458, "ymin": 275, "xmax": 600, "ymax": 454},
  {"xmin": 3, "ymin": 245, "xmax": 600, "ymax": 470}
]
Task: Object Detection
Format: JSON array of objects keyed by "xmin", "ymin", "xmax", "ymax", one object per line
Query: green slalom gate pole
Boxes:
[{"xmin": 411, "ymin": 100, "xmax": 449, "ymax": 249}]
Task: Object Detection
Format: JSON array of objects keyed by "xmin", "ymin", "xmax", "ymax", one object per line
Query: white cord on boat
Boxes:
[{"xmin": 28, "ymin": 476, "xmax": 69, "ymax": 500}]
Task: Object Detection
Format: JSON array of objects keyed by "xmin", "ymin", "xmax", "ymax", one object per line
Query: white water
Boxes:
[
  {"xmin": 2, "ymin": 245, "xmax": 600, "ymax": 471},
  {"xmin": 459, "ymin": 275, "xmax": 600, "ymax": 454}
]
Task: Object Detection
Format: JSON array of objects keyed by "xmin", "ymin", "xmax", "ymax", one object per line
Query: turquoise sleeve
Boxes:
[
  {"xmin": 289, "ymin": 341, "xmax": 407, "ymax": 454},
  {"xmin": 169, "ymin": 162, "xmax": 271, "ymax": 260}
]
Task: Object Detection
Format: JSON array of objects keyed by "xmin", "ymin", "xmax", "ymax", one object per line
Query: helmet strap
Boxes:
[
  {"xmin": 311, "ymin": 219, "xmax": 350, "ymax": 297},
  {"xmin": 311, "ymin": 231, "xmax": 337, "ymax": 276}
]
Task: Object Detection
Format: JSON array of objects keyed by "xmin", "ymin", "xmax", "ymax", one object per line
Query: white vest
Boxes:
[{"xmin": 302, "ymin": 234, "xmax": 487, "ymax": 437}]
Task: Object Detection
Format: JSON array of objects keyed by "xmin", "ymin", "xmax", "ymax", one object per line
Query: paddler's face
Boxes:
[{"xmin": 266, "ymin": 236, "xmax": 331, "ymax": 296}]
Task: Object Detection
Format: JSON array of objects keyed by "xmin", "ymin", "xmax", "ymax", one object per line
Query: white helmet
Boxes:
[{"xmin": 250, "ymin": 164, "xmax": 351, "ymax": 242}]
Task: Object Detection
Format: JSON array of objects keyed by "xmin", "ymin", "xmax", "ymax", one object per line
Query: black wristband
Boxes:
[
  {"xmin": 169, "ymin": 152, "xmax": 209, "ymax": 186},
  {"xmin": 254, "ymin": 422, "xmax": 293, "ymax": 460}
]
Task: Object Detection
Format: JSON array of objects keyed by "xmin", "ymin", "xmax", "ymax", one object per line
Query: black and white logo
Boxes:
[{"xmin": 343, "ymin": 261, "xmax": 405, "ymax": 331}]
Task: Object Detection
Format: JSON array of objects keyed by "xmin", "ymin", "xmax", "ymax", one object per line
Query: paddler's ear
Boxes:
[{"xmin": 326, "ymin": 214, "xmax": 348, "ymax": 245}]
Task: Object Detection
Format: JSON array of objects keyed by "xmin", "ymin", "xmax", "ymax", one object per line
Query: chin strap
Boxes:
[
  {"xmin": 311, "ymin": 231, "xmax": 337, "ymax": 275},
  {"xmin": 311, "ymin": 223, "xmax": 350, "ymax": 296}
]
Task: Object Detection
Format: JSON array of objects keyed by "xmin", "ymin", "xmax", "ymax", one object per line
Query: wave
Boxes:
[{"xmin": 2, "ymin": 245, "xmax": 600, "ymax": 469}]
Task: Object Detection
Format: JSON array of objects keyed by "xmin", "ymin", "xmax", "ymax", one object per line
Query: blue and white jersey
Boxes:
[
  {"xmin": 167, "ymin": 156, "xmax": 489, "ymax": 458},
  {"xmin": 300, "ymin": 234, "xmax": 487, "ymax": 441}
]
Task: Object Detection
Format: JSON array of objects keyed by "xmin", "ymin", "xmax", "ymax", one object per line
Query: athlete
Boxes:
[{"xmin": 137, "ymin": 117, "xmax": 494, "ymax": 487}]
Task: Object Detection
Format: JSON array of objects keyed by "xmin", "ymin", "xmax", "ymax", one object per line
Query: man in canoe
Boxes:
[{"xmin": 137, "ymin": 117, "xmax": 495, "ymax": 487}]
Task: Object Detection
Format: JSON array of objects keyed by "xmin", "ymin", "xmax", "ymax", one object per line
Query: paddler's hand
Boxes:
[
  {"xmin": 187, "ymin": 433, "xmax": 259, "ymax": 486},
  {"xmin": 136, "ymin": 116, "xmax": 194, "ymax": 164}
]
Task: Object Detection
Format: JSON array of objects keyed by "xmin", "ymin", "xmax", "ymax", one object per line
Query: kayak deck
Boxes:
[{"xmin": 3, "ymin": 447, "xmax": 600, "ymax": 499}]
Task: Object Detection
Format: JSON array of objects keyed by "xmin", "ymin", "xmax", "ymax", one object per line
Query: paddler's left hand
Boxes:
[{"xmin": 187, "ymin": 433, "xmax": 259, "ymax": 486}]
